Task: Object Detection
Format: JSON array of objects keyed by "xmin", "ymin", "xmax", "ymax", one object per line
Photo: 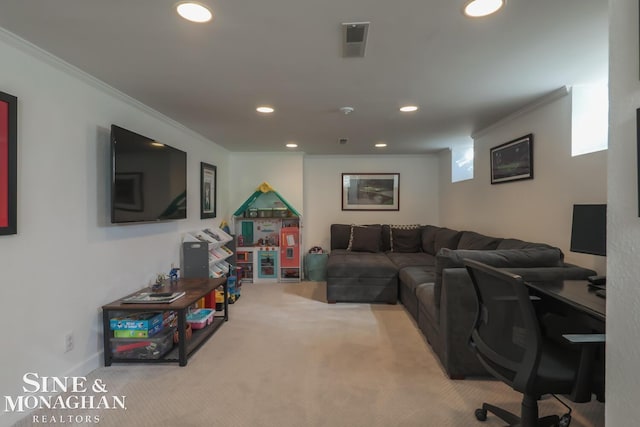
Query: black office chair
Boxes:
[{"xmin": 464, "ymin": 259, "xmax": 584, "ymax": 427}]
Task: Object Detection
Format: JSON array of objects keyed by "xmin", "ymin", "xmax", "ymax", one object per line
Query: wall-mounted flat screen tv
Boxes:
[
  {"xmin": 111, "ymin": 125, "xmax": 187, "ymax": 223},
  {"xmin": 570, "ymin": 204, "xmax": 606, "ymax": 256}
]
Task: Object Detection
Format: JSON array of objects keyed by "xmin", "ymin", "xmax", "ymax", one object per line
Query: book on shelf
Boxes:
[{"xmin": 122, "ymin": 291, "xmax": 186, "ymax": 304}]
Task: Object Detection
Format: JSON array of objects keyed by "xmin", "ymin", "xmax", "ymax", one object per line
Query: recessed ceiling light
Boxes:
[
  {"xmin": 176, "ymin": 2, "xmax": 213, "ymax": 23},
  {"xmin": 256, "ymin": 106, "xmax": 275, "ymax": 113},
  {"xmin": 286, "ymin": 143, "xmax": 298, "ymax": 148},
  {"xmin": 463, "ymin": 0, "xmax": 505, "ymax": 17},
  {"xmin": 400, "ymin": 105, "xmax": 419, "ymax": 112},
  {"xmin": 375, "ymin": 143, "xmax": 387, "ymax": 148},
  {"xmin": 151, "ymin": 142, "xmax": 165, "ymax": 147}
]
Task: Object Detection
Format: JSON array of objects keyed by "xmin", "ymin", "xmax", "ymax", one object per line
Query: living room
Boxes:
[{"xmin": 0, "ymin": 1, "xmax": 638, "ymax": 426}]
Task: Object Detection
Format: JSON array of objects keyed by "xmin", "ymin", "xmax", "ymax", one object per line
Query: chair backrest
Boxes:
[{"xmin": 464, "ymin": 259, "xmax": 542, "ymax": 393}]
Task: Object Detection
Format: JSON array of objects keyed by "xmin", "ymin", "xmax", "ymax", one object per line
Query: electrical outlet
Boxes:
[{"xmin": 64, "ymin": 331, "xmax": 74, "ymax": 353}]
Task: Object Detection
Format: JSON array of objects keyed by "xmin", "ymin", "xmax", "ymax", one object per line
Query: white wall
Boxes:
[
  {"xmin": 0, "ymin": 31, "xmax": 229, "ymax": 426},
  {"xmin": 607, "ymin": 0, "xmax": 640, "ymax": 423},
  {"xmin": 228, "ymin": 152, "xmax": 304, "ymax": 220},
  {"xmin": 303, "ymin": 155, "xmax": 439, "ymax": 252},
  {"xmin": 439, "ymin": 92, "xmax": 607, "ymax": 274}
]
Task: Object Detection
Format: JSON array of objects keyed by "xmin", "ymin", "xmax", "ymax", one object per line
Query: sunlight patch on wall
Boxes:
[
  {"xmin": 452, "ymin": 142, "xmax": 474, "ymax": 183},
  {"xmin": 571, "ymin": 84, "xmax": 608, "ymax": 157}
]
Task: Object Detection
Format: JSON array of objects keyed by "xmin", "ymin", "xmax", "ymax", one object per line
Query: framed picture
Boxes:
[
  {"xmin": 490, "ymin": 134, "xmax": 534, "ymax": 184},
  {"xmin": 200, "ymin": 162, "xmax": 216, "ymax": 219},
  {"xmin": 342, "ymin": 173, "xmax": 400, "ymax": 211},
  {"xmin": 114, "ymin": 172, "xmax": 144, "ymax": 211},
  {"xmin": 0, "ymin": 91, "xmax": 17, "ymax": 236}
]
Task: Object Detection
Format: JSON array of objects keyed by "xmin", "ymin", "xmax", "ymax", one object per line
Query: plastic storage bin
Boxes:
[
  {"xmin": 110, "ymin": 327, "xmax": 175, "ymax": 360},
  {"xmin": 186, "ymin": 309, "xmax": 215, "ymax": 329},
  {"xmin": 109, "ymin": 311, "xmax": 163, "ymax": 331},
  {"xmin": 305, "ymin": 253, "xmax": 328, "ymax": 281}
]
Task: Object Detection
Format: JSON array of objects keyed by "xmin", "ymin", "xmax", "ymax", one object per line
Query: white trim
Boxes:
[{"xmin": 0, "ymin": 27, "xmax": 217, "ymax": 147}]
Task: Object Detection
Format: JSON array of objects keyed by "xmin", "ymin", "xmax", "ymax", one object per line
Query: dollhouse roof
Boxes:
[{"xmin": 233, "ymin": 182, "xmax": 301, "ymax": 217}]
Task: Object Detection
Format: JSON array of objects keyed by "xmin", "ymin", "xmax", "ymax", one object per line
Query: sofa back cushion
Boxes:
[
  {"xmin": 457, "ymin": 231, "xmax": 502, "ymax": 250},
  {"xmin": 390, "ymin": 225, "xmax": 422, "ymax": 252},
  {"xmin": 381, "ymin": 225, "xmax": 392, "ymax": 252},
  {"xmin": 433, "ymin": 228, "xmax": 462, "ymax": 253},
  {"xmin": 421, "ymin": 225, "xmax": 440, "ymax": 255},
  {"xmin": 432, "ymin": 247, "xmax": 565, "ymax": 308},
  {"xmin": 330, "ymin": 224, "xmax": 353, "ymax": 250},
  {"xmin": 496, "ymin": 238, "xmax": 556, "ymax": 250}
]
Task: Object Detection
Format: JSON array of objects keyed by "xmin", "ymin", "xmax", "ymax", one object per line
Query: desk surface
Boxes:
[{"xmin": 526, "ymin": 280, "xmax": 606, "ymax": 322}]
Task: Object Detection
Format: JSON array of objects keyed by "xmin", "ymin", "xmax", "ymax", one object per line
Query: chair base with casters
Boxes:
[{"xmin": 474, "ymin": 394, "xmax": 572, "ymax": 427}]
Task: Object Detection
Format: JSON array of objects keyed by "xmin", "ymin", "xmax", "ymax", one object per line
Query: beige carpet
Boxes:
[{"xmin": 15, "ymin": 282, "xmax": 604, "ymax": 426}]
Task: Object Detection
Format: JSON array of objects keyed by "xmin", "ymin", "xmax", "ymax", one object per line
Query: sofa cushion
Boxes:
[
  {"xmin": 416, "ymin": 283, "xmax": 439, "ymax": 325},
  {"xmin": 399, "ymin": 266, "xmax": 436, "ymax": 293},
  {"xmin": 331, "ymin": 224, "xmax": 383, "ymax": 250},
  {"xmin": 387, "ymin": 252, "xmax": 436, "ymax": 269},
  {"xmin": 433, "ymin": 228, "xmax": 462, "ymax": 253},
  {"xmin": 421, "ymin": 225, "xmax": 440, "ymax": 255},
  {"xmin": 457, "ymin": 231, "xmax": 502, "ymax": 250},
  {"xmin": 381, "ymin": 225, "xmax": 392, "ymax": 252},
  {"xmin": 347, "ymin": 225, "xmax": 381, "ymax": 253},
  {"xmin": 390, "ymin": 225, "xmax": 422, "ymax": 252},
  {"xmin": 439, "ymin": 247, "xmax": 565, "ymax": 268},
  {"xmin": 433, "ymin": 247, "xmax": 565, "ymax": 308},
  {"xmin": 496, "ymin": 238, "xmax": 556, "ymax": 250},
  {"xmin": 330, "ymin": 224, "xmax": 353, "ymax": 250},
  {"xmin": 326, "ymin": 251, "xmax": 397, "ymax": 278}
]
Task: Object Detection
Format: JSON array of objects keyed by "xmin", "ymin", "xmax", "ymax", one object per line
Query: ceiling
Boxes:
[{"xmin": 0, "ymin": 1, "xmax": 608, "ymax": 155}]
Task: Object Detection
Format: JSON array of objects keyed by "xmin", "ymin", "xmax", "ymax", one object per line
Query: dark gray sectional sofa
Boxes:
[{"xmin": 326, "ymin": 223, "xmax": 596, "ymax": 379}]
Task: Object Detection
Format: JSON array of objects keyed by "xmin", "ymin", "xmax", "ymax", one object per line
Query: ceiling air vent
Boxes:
[{"xmin": 342, "ymin": 22, "xmax": 369, "ymax": 58}]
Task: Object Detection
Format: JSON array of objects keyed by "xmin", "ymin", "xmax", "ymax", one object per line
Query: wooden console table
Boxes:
[{"xmin": 102, "ymin": 277, "xmax": 228, "ymax": 366}]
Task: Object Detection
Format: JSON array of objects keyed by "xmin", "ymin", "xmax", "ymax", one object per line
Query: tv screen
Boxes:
[
  {"xmin": 111, "ymin": 125, "xmax": 187, "ymax": 223},
  {"xmin": 570, "ymin": 204, "xmax": 606, "ymax": 256}
]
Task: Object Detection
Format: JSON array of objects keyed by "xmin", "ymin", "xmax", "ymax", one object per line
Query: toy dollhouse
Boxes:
[{"xmin": 233, "ymin": 182, "xmax": 301, "ymax": 283}]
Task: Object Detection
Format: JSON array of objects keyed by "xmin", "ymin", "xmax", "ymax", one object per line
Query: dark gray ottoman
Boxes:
[{"xmin": 326, "ymin": 250, "xmax": 398, "ymax": 303}]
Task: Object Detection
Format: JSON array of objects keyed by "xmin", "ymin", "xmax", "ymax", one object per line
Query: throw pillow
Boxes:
[
  {"xmin": 390, "ymin": 225, "xmax": 422, "ymax": 252},
  {"xmin": 330, "ymin": 224, "xmax": 353, "ymax": 250},
  {"xmin": 347, "ymin": 225, "xmax": 382, "ymax": 253}
]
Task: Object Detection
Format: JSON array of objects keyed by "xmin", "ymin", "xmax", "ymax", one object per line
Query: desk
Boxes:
[
  {"xmin": 525, "ymin": 279, "xmax": 605, "ymax": 322},
  {"xmin": 526, "ymin": 279, "xmax": 605, "ymax": 403}
]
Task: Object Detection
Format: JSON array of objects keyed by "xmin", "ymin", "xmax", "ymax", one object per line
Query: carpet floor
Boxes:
[{"xmin": 15, "ymin": 281, "xmax": 605, "ymax": 426}]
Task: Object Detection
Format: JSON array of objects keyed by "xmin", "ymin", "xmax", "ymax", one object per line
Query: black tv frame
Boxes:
[{"xmin": 570, "ymin": 204, "xmax": 606, "ymax": 257}]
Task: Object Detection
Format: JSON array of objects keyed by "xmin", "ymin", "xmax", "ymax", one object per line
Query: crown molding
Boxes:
[{"xmin": 0, "ymin": 27, "xmax": 217, "ymax": 147}]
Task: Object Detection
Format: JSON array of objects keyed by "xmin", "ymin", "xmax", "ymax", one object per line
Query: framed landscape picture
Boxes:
[
  {"xmin": 490, "ymin": 134, "xmax": 534, "ymax": 184},
  {"xmin": 200, "ymin": 162, "xmax": 217, "ymax": 219},
  {"xmin": 0, "ymin": 91, "xmax": 17, "ymax": 235},
  {"xmin": 342, "ymin": 173, "xmax": 400, "ymax": 211}
]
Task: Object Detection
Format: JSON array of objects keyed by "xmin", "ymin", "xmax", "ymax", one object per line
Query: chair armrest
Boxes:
[{"xmin": 563, "ymin": 334, "xmax": 606, "ymax": 344}]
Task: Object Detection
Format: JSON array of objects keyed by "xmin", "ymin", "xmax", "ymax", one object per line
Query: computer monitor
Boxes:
[{"xmin": 570, "ymin": 204, "xmax": 606, "ymax": 256}]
